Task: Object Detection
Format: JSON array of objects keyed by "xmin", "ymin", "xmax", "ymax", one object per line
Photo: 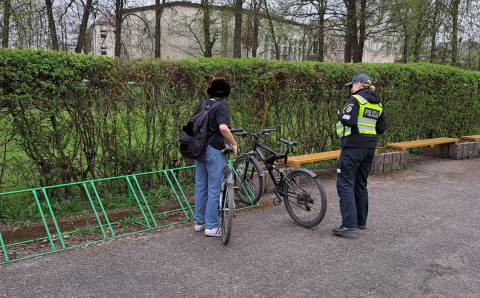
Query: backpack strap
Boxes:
[
  {"xmin": 204, "ymin": 100, "xmax": 225, "ymax": 142},
  {"xmin": 204, "ymin": 99, "xmax": 223, "ymax": 111}
]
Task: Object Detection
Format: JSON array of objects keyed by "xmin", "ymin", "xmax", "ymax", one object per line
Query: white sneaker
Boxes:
[
  {"xmin": 194, "ymin": 223, "xmax": 205, "ymax": 232},
  {"xmin": 204, "ymin": 227, "xmax": 222, "ymax": 237}
]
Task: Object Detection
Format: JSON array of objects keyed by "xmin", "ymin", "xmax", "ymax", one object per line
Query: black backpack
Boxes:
[{"xmin": 179, "ymin": 100, "xmax": 221, "ymax": 159}]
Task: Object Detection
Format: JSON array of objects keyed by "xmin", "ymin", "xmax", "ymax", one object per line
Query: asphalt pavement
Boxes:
[{"xmin": 1, "ymin": 157, "xmax": 479, "ymax": 297}]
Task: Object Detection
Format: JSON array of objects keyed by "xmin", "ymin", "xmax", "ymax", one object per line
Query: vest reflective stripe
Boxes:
[
  {"xmin": 335, "ymin": 94, "xmax": 383, "ymax": 138},
  {"xmin": 353, "ymin": 94, "xmax": 382, "ymax": 135},
  {"xmin": 336, "ymin": 121, "xmax": 351, "ymax": 137},
  {"xmin": 358, "ymin": 118, "xmax": 377, "ymax": 125},
  {"xmin": 353, "ymin": 95, "xmax": 367, "ymax": 104}
]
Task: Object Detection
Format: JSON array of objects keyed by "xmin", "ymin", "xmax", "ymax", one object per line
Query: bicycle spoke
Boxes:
[
  {"xmin": 285, "ymin": 196, "xmax": 317, "ymax": 211},
  {"xmin": 287, "ymin": 177, "xmax": 310, "ymax": 194},
  {"xmin": 232, "ymin": 155, "xmax": 263, "ymax": 205},
  {"xmin": 282, "ymin": 170, "xmax": 327, "ymax": 228}
]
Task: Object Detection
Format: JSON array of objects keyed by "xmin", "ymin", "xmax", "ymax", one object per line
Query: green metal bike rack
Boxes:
[
  {"xmin": 40, "ymin": 188, "xmax": 66, "ymax": 249},
  {"xmin": 227, "ymin": 160, "xmax": 260, "ymax": 209},
  {"xmin": 32, "ymin": 189, "xmax": 57, "ymax": 252},
  {"xmin": 0, "ymin": 232, "xmax": 9, "ymax": 263},
  {"xmin": 89, "ymin": 181, "xmax": 116, "ymax": 238},
  {"xmin": 167, "ymin": 166, "xmax": 196, "ymax": 219},
  {"xmin": 131, "ymin": 174, "xmax": 158, "ymax": 228},
  {"xmin": 0, "ymin": 161, "xmax": 261, "ymax": 265},
  {"xmin": 133, "ymin": 169, "xmax": 192, "ymax": 227}
]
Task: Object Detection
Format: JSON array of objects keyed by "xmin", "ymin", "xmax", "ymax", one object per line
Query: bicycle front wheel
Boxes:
[
  {"xmin": 221, "ymin": 183, "xmax": 235, "ymax": 244},
  {"xmin": 282, "ymin": 169, "xmax": 327, "ymax": 228},
  {"xmin": 232, "ymin": 154, "xmax": 264, "ymax": 205}
]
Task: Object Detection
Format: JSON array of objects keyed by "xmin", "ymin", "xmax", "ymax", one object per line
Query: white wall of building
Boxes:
[
  {"xmin": 90, "ymin": 3, "xmax": 395, "ymax": 63},
  {"xmin": 90, "ymin": 21, "xmax": 116, "ymax": 57}
]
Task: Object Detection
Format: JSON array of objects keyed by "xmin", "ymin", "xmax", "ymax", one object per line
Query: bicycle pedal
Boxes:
[{"xmin": 273, "ymin": 198, "xmax": 281, "ymax": 206}]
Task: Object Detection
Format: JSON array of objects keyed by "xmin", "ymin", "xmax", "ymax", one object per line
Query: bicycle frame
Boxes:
[{"xmin": 244, "ymin": 135, "xmax": 293, "ymax": 191}]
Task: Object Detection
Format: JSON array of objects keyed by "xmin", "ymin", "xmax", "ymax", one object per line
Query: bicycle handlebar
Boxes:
[
  {"xmin": 232, "ymin": 128, "xmax": 277, "ymax": 138},
  {"xmin": 261, "ymin": 128, "xmax": 276, "ymax": 134},
  {"xmin": 222, "ymin": 145, "xmax": 234, "ymax": 155}
]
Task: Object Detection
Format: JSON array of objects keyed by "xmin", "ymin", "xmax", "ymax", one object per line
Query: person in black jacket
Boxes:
[
  {"xmin": 193, "ymin": 78, "xmax": 238, "ymax": 237},
  {"xmin": 333, "ymin": 73, "xmax": 387, "ymax": 238}
]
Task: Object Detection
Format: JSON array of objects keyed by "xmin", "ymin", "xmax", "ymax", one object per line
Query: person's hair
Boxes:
[
  {"xmin": 360, "ymin": 80, "xmax": 375, "ymax": 91},
  {"xmin": 207, "ymin": 77, "xmax": 231, "ymax": 98}
]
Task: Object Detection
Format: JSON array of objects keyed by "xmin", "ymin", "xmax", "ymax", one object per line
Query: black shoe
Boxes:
[
  {"xmin": 358, "ymin": 225, "xmax": 366, "ymax": 230},
  {"xmin": 332, "ymin": 226, "xmax": 358, "ymax": 238}
]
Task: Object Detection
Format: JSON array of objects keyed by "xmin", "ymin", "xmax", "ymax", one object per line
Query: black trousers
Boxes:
[{"xmin": 336, "ymin": 147, "xmax": 375, "ymax": 228}]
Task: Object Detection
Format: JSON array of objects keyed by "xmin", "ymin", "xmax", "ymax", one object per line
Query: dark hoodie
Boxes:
[{"xmin": 337, "ymin": 88, "xmax": 388, "ymax": 149}]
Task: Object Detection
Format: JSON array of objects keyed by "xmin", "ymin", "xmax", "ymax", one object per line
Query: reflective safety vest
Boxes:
[{"xmin": 336, "ymin": 95, "xmax": 383, "ymax": 138}]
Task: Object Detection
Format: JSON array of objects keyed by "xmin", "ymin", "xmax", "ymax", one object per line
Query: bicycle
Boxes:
[
  {"xmin": 232, "ymin": 129, "xmax": 327, "ymax": 228},
  {"xmin": 219, "ymin": 146, "xmax": 235, "ymax": 244}
]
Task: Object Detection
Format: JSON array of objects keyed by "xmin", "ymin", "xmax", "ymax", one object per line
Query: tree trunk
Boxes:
[
  {"xmin": 155, "ymin": 0, "xmax": 165, "ymax": 58},
  {"xmin": 45, "ymin": 0, "xmax": 59, "ymax": 50},
  {"xmin": 353, "ymin": 0, "xmax": 365, "ymax": 63},
  {"xmin": 2, "ymin": 0, "xmax": 11, "ymax": 48},
  {"xmin": 430, "ymin": 0, "xmax": 441, "ymax": 63},
  {"xmin": 477, "ymin": 47, "xmax": 480, "ymax": 70},
  {"xmin": 264, "ymin": 0, "xmax": 280, "ymax": 60},
  {"xmin": 401, "ymin": 23, "xmax": 409, "ymax": 63},
  {"xmin": 451, "ymin": 0, "xmax": 460, "ymax": 65},
  {"xmin": 233, "ymin": 0, "xmax": 243, "ymax": 58},
  {"xmin": 251, "ymin": 0, "xmax": 261, "ymax": 57},
  {"xmin": 202, "ymin": 0, "xmax": 213, "ymax": 57},
  {"xmin": 75, "ymin": 0, "xmax": 94, "ymax": 53},
  {"xmin": 412, "ymin": 1, "xmax": 429, "ymax": 62},
  {"xmin": 413, "ymin": 27, "xmax": 422, "ymax": 62},
  {"xmin": 343, "ymin": 0, "xmax": 356, "ymax": 62},
  {"xmin": 317, "ymin": 20, "xmax": 325, "ymax": 61},
  {"xmin": 115, "ymin": 0, "xmax": 123, "ymax": 57},
  {"xmin": 316, "ymin": 1, "xmax": 327, "ymax": 61},
  {"xmin": 351, "ymin": 2, "xmax": 359, "ymax": 62}
]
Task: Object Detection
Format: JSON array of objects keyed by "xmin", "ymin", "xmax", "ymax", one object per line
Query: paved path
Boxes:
[{"xmin": 1, "ymin": 158, "xmax": 479, "ymax": 297}]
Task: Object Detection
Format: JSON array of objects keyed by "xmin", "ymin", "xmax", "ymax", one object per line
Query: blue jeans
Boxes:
[{"xmin": 195, "ymin": 146, "xmax": 226, "ymax": 229}]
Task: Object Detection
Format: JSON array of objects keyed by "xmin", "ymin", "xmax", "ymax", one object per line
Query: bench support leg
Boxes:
[{"xmin": 448, "ymin": 142, "xmax": 480, "ymax": 159}]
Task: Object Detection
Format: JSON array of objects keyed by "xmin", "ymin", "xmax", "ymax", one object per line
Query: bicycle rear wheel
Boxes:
[
  {"xmin": 221, "ymin": 183, "xmax": 235, "ymax": 244},
  {"xmin": 232, "ymin": 154, "xmax": 264, "ymax": 205},
  {"xmin": 282, "ymin": 169, "xmax": 327, "ymax": 228}
]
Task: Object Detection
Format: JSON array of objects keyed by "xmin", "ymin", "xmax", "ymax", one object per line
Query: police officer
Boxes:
[{"xmin": 333, "ymin": 73, "xmax": 387, "ymax": 238}]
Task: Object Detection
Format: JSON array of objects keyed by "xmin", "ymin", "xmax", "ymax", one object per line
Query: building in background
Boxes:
[
  {"xmin": 88, "ymin": 16, "xmax": 116, "ymax": 57},
  {"xmin": 89, "ymin": 2, "xmax": 396, "ymax": 63}
]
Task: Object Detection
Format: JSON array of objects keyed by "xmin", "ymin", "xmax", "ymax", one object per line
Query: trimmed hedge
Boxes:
[{"xmin": 0, "ymin": 48, "xmax": 479, "ymax": 188}]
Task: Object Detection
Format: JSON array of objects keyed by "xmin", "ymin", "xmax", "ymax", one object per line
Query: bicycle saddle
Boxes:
[{"xmin": 280, "ymin": 139, "xmax": 298, "ymax": 147}]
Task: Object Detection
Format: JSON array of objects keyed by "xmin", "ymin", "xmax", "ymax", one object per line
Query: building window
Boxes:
[
  {"xmin": 100, "ymin": 47, "xmax": 107, "ymax": 55},
  {"xmin": 100, "ymin": 30, "xmax": 107, "ymax": 39},
  {"xmin": 282, "ymin": 44, "xmax": 288, "ymax": 57},
  {"xmin": 312, "ymin": 39, "xmax": 319, "ymax": 55},
  {"xmin": 264, "ymin": 36, "xmax": 270, "ymax": 59}
]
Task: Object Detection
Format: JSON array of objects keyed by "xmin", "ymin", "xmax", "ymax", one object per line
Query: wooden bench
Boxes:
[
  {"xmin": 286, "ymin": 137, "xmax": 460, "ymax": 168},
  {"xmin": 385, "ymin": 137, "xmax": 459, "ymax": 151},
  {"xmin": 287, "ymin": 150, "xmax": 341, "ymax": 168},
  {"xmin": 460, "ymin": 135, "xmax": 480, "ymax": 142}
]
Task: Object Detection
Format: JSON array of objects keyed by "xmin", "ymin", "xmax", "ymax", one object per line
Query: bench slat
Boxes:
[
  {"xmin": 385, "ymin": 137, "xmax": 458, "ymax": 150},
  {"xmin": 287, "ymin": 150, "xmax": 341, "ymax": 167},
  {"xmin": 460, "ymin": 135, "xmax": 480, "ymax": 142}
]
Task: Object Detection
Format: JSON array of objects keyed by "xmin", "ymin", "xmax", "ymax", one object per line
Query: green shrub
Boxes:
[{"xmin": 0, "ymin": 49, "xmax": 479, "ymax": 189}]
